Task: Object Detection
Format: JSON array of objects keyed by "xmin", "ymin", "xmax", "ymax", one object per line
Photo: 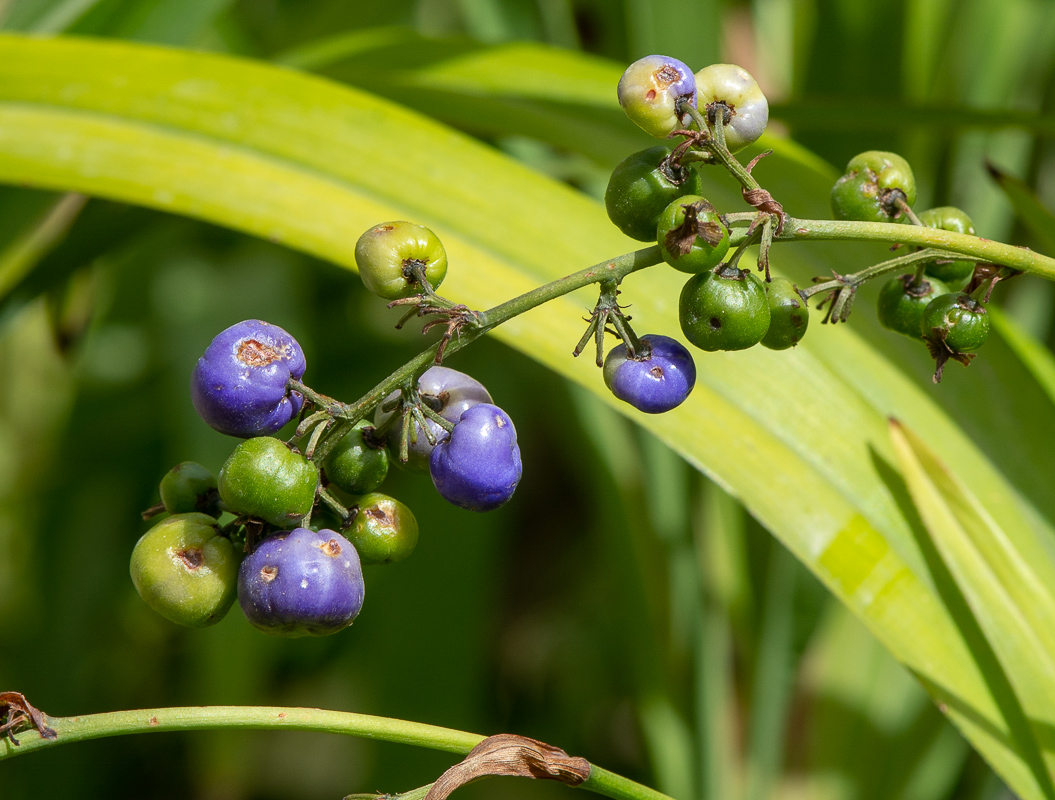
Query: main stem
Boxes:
[
  {"xmin": 0, "ymin": 705, "xmax": 672, "ymax": 800},
  {"xmin": 316, "ymin": 246, "xmax": 663, "ymax": 424},
  {"xmin": 735, "ymin": 216, "xmax": 1055, "ymax": 279}
]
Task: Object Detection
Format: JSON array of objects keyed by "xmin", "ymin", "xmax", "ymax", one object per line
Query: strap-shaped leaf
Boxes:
[
  {"xmin": 891, "ymin": 420, "xmax": 1055, "ymax": 798},
  {"xmin": 1, "ymin": 34, "xmax": 1054, "ymax": 797}
]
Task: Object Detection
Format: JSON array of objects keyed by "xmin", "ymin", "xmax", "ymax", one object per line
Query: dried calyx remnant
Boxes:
[{"xmin": 1, "ymin": 692, "xmax": 56, "ymax": 746}]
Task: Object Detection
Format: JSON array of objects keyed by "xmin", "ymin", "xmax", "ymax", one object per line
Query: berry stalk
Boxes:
[{"xmin": 0, "ymin": 705, "xmax": 674, "ymax": 800}]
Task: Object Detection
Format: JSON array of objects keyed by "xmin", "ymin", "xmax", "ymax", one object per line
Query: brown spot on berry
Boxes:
[
  {"xmin": 237, "ymin": 338, "xmax": 281, "ymax": 367},
  {"xmin": 261, "ymin": 565, "xmax": 278, "ymax": 582},
  {"xmin": 654, "ymin": 65, "xmax": 679, "ymax": 88},
  {"xmin": 317, "ymin": 539, "xmax": 342, "ymax": 558},
  {"xmin": 177, "ymin": 548, "xmax": 204, "ymax": 571},
  {"xmin": 650, "ymin": 366, "xmax": 664, "ymax": 378},
  {"xmin": 709, "ymin": 317, "xmax": 722, "ymax": 330},
  {"xmin": 367, "ymin": 508, "xmax": 390, "ymax": 523},
  {"xmin": 645, "ymin": 89, "xmax": 656, "ymax": 101},
  {"xmin": 377, "ymin": 225, "xmax": 394, "ymax": 232}
]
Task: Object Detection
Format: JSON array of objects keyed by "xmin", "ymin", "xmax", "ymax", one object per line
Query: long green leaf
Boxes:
[
  {"xmin": 1, "ymin": 34, "xmax": 1054, "ymax": 798},
  {"xmin": 891, "ymin": 420, "xmax": 1055, "ymax": 798}
]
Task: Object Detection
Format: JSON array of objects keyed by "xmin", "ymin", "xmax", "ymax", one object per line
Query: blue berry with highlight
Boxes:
[
  {"xmin": 430, "ymin": 404, "xmax": 522, "ymax": 512},
  {"xmin": 603, "ymin": 335, "xmax": 696, "ymax": 414}
]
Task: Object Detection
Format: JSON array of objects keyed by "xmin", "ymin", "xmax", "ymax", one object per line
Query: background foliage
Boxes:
[{"xmin": 3, "ymin": 1, "xmax": 1055, "ymax": 799}]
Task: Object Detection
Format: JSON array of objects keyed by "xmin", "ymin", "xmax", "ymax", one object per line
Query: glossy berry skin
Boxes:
[
  {"xmin": 679, "ymin": 266, "xmax": 771, "ymax": 351},
  {"xmin": 761, "ymin": 278, "xmax": 810, "ymax": 350},
  {"xmin": 430, "ymin": 404, "xmax": 522, "ymax": 512},
  {"xmin": 346, "ymin": 492, "xmax": 419, "ymax": 565},
  {"xmin": 657, "ymin": 196, "xmax": 730, "ymax": 273},
  {"xmin": 322, "ymin": 420, "xmax": 389, "ymax": 495},
  {"xmin": 919, "ymin": 207, "xmax": 977, "ymax": 289},
  {"xmin": 603, "ymin": 335, "xmax": 696, "ymax": 413},
  {"xmin": 375, "ymin": 366, "xmax": 493, "ymax": 472},
  {"xmin": 921, "ymin": 292, "xmax": 989, "ymax": 352},
  {"xmin": 130, "ymin": 513, "xmax": 239, "ymax": 628},
  {"xmin": 218, "ymin": 437, "xmax": 318, "ymax": 527},
  {"xmin": 618, "ymin": 55, "xmax": 697, "ymax": 138},
  {"xmin": 191, "ymin": 320, "xmax": 305, "ymax": 438},
  {"xmin": 160, "ymin": 461, "xmax": 220, "ymax": 517},
  {"xmin": 831, "ymin": 151, "xmax": 917, "ymax": 224},
  {"xmin": 354, "ymin": 221, "xmax": 447, "ymax": 300},
  {"xmin": 877, "ymin": 274, "xmax": 949, "ymax": 338},
  {"xmin": 605, "ymin": 146, "xmax": 704, "ymax": 242},
  {"xmin": 694, "ymin": 64, "xmax": 769, "ymax": 153},
  {"xmin": 237, "ymin": 527, "xmax": 365, "ymax": 637}
]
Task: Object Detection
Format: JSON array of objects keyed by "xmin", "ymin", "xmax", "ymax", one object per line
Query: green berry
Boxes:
[
  {"xmin": 921, "ymin": 292, "xmax": 990, "ymax": 353},
  {"xmin": 761, "ymin": 277, "xmax": 809, "ymax": 350},
  {"xmin": 679, "ymin": 265, "xmax": 771, "ymax": 351},
  {"xmin": 830, "ymin": 151, "xmax": 917, "ymax": 223},
  {"xmin": 159, "ymin": 461, "xmax": 220, "ymax": 517},
  {"xmin": 605, "ymin": 146, "xmax": 704, "ymax": 242},
  {"xmin": 345, "ymin": 492, "xmax": 419, "ymax": 565},
  {"xmin": 130, "ymin": 513, "xmax": 239, "ymax": 627},
  {"xmin": 354, "ymin": 221, "xmax": 447, "ymax": 300},
  {"xmin": 322, "ymin": 420, "xmax": 389, "ymax": 495},
  {"xmin": 918, "ymin": 207, "xmax": 977, "ymax": 289},
  {"xmin": 877, "ymin": 274, "xmax": 949, "ymax": 338},
  {"xmin": 218, "ymin": 437, "xmax": 318, "ymax": 527},
  {"xmin": 657, "ymin": 196, "xmax": 730, "ymax": 273}
]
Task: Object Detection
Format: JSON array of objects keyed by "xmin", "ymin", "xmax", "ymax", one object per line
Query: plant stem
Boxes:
[
  {"xmin": 320, "ymin": 246, "xmax": 663, "ymax": 424},
  {"xmin": 734, "ymin": 217, "xmax": 1055, "ymax": 279},
  {"xmin": 0, "ymin": 706, "xmax": 674, "ymax": 800}
]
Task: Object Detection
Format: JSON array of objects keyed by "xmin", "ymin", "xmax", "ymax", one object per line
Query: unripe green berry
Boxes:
[
  {"xmin": 877, "ymin": 274, "xmax": 949, "ymax": 338},
  {"xmin": 761, "ymin": 277, "xmax": 809, "ymax": 350},
  {"xmin": 831, "ymin": 151, "xmax": 917, "ymax": 223},
  {"xmin": 354, "ymin": 221, "xmax": 447, "ymax": 300},
  {"xmin": 159, "ymin": 461, "xmax": 220, "ymax": 517},
  {"xmin": 322, "ymin": 420, "xmax": 389, "ymax": 495},
  {"xmin": 679, "ymin": 265, "xmax": 771, "ymax": 351},
  {"xmin": 605, "ymin": 146, "xmax": 704, "ymax": 242},
  {"xmin": 918, "ymin": 207, "xmax": 977, "ymax": 289},
  {"xmin": 218, "ymin": 437, "xmax": 318, "ymax": 527},
  {"xmin": 130, "ymin": 513, "xmax": 239, "ymax": 627},
  {"xmin": 345, "ymin": 492, "xmax": 419, "ymax": 565},
  {"xmin": 921, "ymin": 292, "xmax": 990, "ymax": 353},
  {"xmin": 657, "ymin": 196, "xmax": 730, "ymax": 273}
]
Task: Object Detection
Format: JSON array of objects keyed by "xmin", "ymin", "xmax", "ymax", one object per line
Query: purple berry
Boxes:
[
  {"xmin": 618, "ymin": 55, "xmax": 697, "ymax": 138},
  {"xmin": 603, "ymin": 334, "xmax": 696, "ymax": 414},
  {"xmin": 375, "ymin": 366, "xmax": 492, "ymax": 471},
  {"xmin": 237, "ymin": 527, "xmax": 365, "ymax": 637},
  {"xmin": 429, "ymin": 404, "xmax": 522, "ymax": 512},
  {"xmin": 191, "ymin": 320, "xmax": 306, "ymax": 437}
]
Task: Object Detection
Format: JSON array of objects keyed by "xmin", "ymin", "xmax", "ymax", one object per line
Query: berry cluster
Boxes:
[
  {"xmin": 597, "ymin": 55, "xmax": 1004, "ymax": 388},
  {"xmin": 129, "ymin": 55, "xmax": 1025, "ymax": 637},
  {"xmin": 132, "ymin": 244, "xmax": 522, "ymax": 636}
]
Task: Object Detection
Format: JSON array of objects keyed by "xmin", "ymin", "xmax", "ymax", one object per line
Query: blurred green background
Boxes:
[{"xmin": 2, "ymin": 0, "xmax": 1053, "ymax": 798}]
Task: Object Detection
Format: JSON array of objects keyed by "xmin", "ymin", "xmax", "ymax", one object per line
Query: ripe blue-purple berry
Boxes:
[
  {"xmin": 430, "ymin": 404, "xmax": 522, "ymax": 512},
  {"xmin": 618, "ymin": 55, "xmax": 697, "ymax": 138},
  {"xmin": 603, "ymin": 335, "xmax": 696, "ymax": 414},
  {"xmin": 375, "ymin": 366, "xmax": 492, "ymax": 472},
  {"xmin": 191, "ymin": 320, "xmax": 306, "ymax": 438},
  {"xmin": 237, "ymin": 527, "xmax": 365, "ymax": 637}
]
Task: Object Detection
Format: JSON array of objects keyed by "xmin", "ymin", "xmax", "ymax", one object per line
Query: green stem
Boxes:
[
  {"xmin": 325, "ymin": 246, "xmax": 662, "ymax": 424},
  {"xmin": 737, "ymin": 217, "xmax": 1055, "ymax": 279},
  {"xmin": 0, "ymin": 706, "xmax": 673, "ymax": 800},
  {"xmin": 801, "ymin": 249, "xmax": 957, "ymax": 300}
]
